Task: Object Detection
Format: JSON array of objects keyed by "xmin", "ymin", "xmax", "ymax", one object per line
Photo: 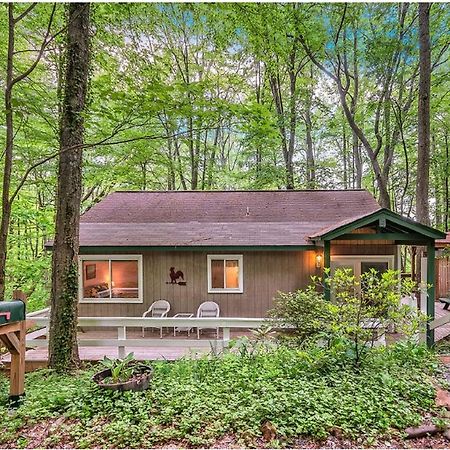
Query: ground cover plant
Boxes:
[{"xmin": 0, "ymin": 341, "xmax": 440, "ymax": 448}]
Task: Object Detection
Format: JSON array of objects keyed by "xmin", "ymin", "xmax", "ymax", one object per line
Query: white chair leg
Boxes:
[
  {"xmin": 160, "ymin": 327, "xmax": 163, "ymax": 339},
  {"xmin": 142, "ymin": 327, "xmax": 144, "ymax": 338},
  {"xmin": 197, "ymin": 328, "xmax": 200, "ymax": 340}
]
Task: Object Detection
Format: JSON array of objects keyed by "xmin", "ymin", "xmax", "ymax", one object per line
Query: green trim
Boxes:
[
  {"xmin": 77, "ymin": 245, "xmax": 318, "ymax": 254},
  {"xmin": 336, "ymin": 233, "xmax": 432, "ymax": 241},
  {"xmin": 315, "ymin": 209, "xmax": 445, "ymax": 241},
  {"xmin": 427, "ymin": 242, "xmax": 435, "ymax": 348},
  {"xmin": 395, "ymin": 240, "xmax": 436, "ymax": 246},
  {"xmin": 324, "ymin": 241, "xmax": 331, "ymax": 301}
]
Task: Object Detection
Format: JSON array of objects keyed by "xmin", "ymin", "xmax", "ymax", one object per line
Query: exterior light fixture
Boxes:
[{"xmin": 315, "ymin": 253, "xmax": 323, "ymax": 269}]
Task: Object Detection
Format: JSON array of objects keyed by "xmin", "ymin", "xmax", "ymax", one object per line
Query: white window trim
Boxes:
[
  {"xmin": 207, "ymin": 254, "xmax": 243, "ymax": 294},
  {"xmin": 78, "ymin": 255, "xmax": 143, "ymax": 304}
]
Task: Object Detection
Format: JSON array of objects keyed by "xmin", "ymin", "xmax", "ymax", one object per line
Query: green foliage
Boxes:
[
  {"xmin": 0, "ymin": 343, "xmax": 439, "ymax": 448},
  {"xmin": 100, "ymin": 352, "xmax": 135, "ymax": 383},
  {"xmin": 270, "ymin": 286, "xmax": 333, "ymax": 345},
  {"xmin": 1, "ymin": 3, "xmax": 449, "ymax": 304},
  {"xmin": 271, "ymin": 269, "xmax": 426, "ymax": 366}
]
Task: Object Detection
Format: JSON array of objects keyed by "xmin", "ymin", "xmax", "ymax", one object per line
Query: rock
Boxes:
[
  {"xmin": 439, "ymin": 355, "xmax": 450, "ymax": 365},
  {"xmin": 405, "ymin": 425, "xmax": 441, "ymax": 439},
  {"xmin": 261, "ymin": 420, "xmax": 277, "ymax": 442},
  {"xmin": 443, "ymin": 428, "xmax": 450, "ymax": 441},
  {"xmin": 436, "ymin": 388, "xmax": 450, "ymax": 409}
]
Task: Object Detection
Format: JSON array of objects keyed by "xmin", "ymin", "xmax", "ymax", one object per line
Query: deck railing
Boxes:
[{"xmin": 26, "ymin": 315, "xmax": 268, "ymax": 358}]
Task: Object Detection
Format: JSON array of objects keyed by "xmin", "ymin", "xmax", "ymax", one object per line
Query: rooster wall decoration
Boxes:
[{"xmin": 167, "ymin": 267, "xmax": 186, "ymax": 286}]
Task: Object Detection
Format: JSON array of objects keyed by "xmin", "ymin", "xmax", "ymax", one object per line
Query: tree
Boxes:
[
  {"xmin": 48, "ymin": 3, "xmax": 91, "ymax": 371},
  {"xmin": 416, "ymin": 3, "xmax": 431, "ymax": 225},
  {"xmin": 0, "ymin": 3, "xmax": 60, "ymax": 299},
  {"xmin": 299, "ymin": 3, "xmax": 418, "ymax": 209}
]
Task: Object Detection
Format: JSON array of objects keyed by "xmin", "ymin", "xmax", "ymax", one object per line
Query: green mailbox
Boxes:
[{"xmin": 0, "ymin": 300, "xmax": 26, "ymax": 326}]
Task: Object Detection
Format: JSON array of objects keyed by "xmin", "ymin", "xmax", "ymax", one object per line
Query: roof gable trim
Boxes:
[{"xmin": 310, "ymin": 209, "xmax": 445, "ymax": 241}]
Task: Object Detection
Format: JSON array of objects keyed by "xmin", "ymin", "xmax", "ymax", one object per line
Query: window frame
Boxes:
[
  {"xmin": 330, "ymin": 255, "xmax": 395, "ymax": 299},
  {"xmin": 330, "ymin": 255, "xmax": 395, "ymax": 278},
  {"xmin": 207, "ymin": 254, "xmax": 243, "ymax": 294},
  {"xmin": 78, "ymin": 254, "xmax": 143, "ymax": 304}
]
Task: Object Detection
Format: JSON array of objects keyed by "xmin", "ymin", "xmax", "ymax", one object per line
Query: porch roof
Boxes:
[{"xmin": 309, "ymin": 208, "xmax": 445, "ymax": 243}]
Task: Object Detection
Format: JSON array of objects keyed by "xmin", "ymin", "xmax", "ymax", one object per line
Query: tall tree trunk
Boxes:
[
  {"xmin": 305, "ymin": 64, "xmax": 315, "ymax": 188},
  {"xmin": 350, "ymin": 30, "xmax": 362, "ymax": 189},
  {"xmin": 49, "ymin": 3, "xmax": 91, "ymax": 371},
  {"xmin": 352, "ymin": 133, "xmax": 362, "ymax": 188},
  {"xmin": 445, "ymin": 129, "xmax": 449, "ymax": 230},
  {"xmin": 342, "ymin": 124, "xmax": 348, "ymax": 189},
  {"xmin": 416, "ymin": 3, "xmax": 431, "ymax": 225},
  {"xmin": 0, "ymin": 4, "xmax": 15, "ymax": 299}
]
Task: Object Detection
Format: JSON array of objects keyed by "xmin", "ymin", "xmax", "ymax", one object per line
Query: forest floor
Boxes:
[{"xmin": 1, "ymin": 343, "xmax": 450, "ymax": 449}]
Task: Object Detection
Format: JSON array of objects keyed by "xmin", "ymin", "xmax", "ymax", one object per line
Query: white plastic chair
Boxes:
[
  {"xmin": 142, "ymin": 300, "xmax": 171, "ymax": 338},
  {"xmin": 196, "ymin": 301, "xmax": 220, "ymax": 339}
]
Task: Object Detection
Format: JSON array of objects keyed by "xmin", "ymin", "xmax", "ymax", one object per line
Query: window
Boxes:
[
  {"xmin": 207, "ymin": 255, "xmax": 243, "ymax": 293},
  {"xmin": 331, "ymin": 256, "xmax": 394, "ymax": 279},
  {"xmin": 79, "ymin": 255, "xmax": 143, "ymax": 303},
  {"xmin": 330, "ymin": 255, "xmax": 394, "ymax": 299},
  {"xmin": 360, "ymin": 261, "xmax": 389, "ymax": 276}
]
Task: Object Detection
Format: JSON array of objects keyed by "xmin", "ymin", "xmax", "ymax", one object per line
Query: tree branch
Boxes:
[{"xmin": 13, "ymin": 3, "xmax": 37, "ymax": 23}]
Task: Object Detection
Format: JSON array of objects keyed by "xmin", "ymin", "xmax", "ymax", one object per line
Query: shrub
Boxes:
[
  {"xmin": 270, "ymin": 269, "xmax": 426, "ymax": 367},
  {"xmin": 269, "ymin": 285, "xmax": 333, "ymax": 345}
]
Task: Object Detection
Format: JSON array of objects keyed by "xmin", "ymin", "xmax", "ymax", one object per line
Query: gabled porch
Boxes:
[{"xmin": 309, "ymin": 208, "xmax": 446, "ymax": 346}]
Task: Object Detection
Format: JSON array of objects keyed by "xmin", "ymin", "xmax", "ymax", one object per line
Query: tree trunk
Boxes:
[
  {"xmin": 350, "ymin": 30, "xmax": 362, "ymax": 189},
  {"xmin": 416, "ymin": 3, "xmax": 431, "ymax": 225},
  {"xmin": 445, "ymin": 129, "xmax": 449, "ymax": 230},
  {"xmin": 352, "ymin": 133, "xmax": 362, "ymax": 189},
  {"xmin": 305, "ymin": 64, "xmax": 315, "ymax": 188},
  {"xmin": 0, "ymin": 4, "xmax": 15, "ymax": 299},
  {"xmin": 49, "ymin": 3, "xmax": 91, "ymax": 371}
]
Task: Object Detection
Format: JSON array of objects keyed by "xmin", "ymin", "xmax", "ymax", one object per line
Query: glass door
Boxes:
[{"xmin": 330, "ymin": 256, "xmax": 394, "ymax": 299}]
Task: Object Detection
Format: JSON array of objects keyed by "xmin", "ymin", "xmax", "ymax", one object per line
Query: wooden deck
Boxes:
[
  {"xmin": 1, "ymin": 328, "xmax": 252, "ymax": 369},
  {"xmin": 435, "ymin": 301, "xmax": 450, "ymax": 342},
  {"xmin": 2, "ymin": 302, "xmax": 450, "ymax": 371}
]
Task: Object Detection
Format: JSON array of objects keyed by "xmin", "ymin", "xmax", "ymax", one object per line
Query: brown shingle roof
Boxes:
[{"xmin": 77, "ymin": 190, "xmax": 381, "ymax": 247}]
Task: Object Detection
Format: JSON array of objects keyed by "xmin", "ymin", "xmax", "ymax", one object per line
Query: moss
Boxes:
[{"xmin": 49, "ymin": 260, "xmax": 80, "ymax": 372}]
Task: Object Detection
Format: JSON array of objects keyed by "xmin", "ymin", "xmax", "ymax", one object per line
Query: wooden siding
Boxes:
[
  {"xmin": 437, "ymin": 257, "xmax": 450, "ymax": 298},
  {"xmin": 331, "ymin": 241, "xmax": 396, "ymax": 256},
  {"xmin": 79, "ymin": 250, "xmax": 317, "ymax": 318}
]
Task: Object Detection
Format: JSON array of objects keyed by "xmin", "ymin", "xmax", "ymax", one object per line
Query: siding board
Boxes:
[{"xmin": 79, "ymin": 250, "xmax": 316, "ymax": 318}]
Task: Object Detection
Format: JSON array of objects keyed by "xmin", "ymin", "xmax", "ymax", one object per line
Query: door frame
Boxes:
[{"xmin": 330, "ymin": 255, "xmax": 396, "ymax": 278}]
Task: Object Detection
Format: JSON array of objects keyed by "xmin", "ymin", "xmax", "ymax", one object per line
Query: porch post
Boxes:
[
  {"xmin": 426, "ymin": 241, "xmax": 435, "ymax": 347},
  {"xmin": 324, "ymin": 240, "xmax": 331, "ymax": 301}
]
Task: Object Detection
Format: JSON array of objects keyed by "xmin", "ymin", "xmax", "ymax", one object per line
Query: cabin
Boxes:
[{"xmin": 45, "ymin": 189, "xmax": 444, "ymax": 345}]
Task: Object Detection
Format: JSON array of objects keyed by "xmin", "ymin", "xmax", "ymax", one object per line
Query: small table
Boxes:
[
  {"xmin": 173, "ymin": 313, "xmax": 194, "ymax": 336},
  {"xmin": 439, "ymin": 298, "xmax": 450, "ymax": 310}
]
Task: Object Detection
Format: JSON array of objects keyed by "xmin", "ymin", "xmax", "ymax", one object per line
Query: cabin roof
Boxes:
[
  {"xmin": 76, "ymin": 190, "xmax": 382, "ymax": 248},
  {"xmin": 436, "ymin": 232, "xmax": 450, "ymax": 248}
]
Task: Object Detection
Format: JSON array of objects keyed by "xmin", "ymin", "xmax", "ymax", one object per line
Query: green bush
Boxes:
[
  {"xmin": 269, "ymin": 285, "xmax": 333, "ymax": 345},
  {"xmin": 270, "ymin": 269, "xmax": 425, "ymax": 367},
  {"xmin": 0, "ymin": 343, "xmax": 439, "ymax": 448}
]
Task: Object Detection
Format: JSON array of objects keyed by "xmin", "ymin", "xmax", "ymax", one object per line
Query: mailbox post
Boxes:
[{"xmin": 0, "ymin": 294, "xmax": 29, "ymax": 407}]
